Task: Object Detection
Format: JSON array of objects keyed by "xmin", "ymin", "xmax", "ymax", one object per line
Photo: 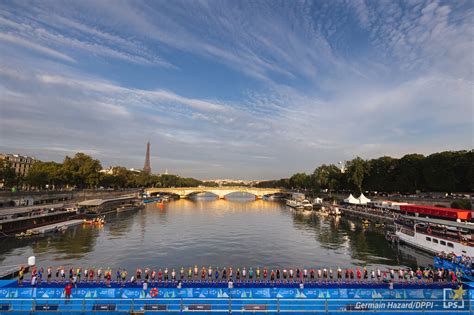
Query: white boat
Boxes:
[
  {"xmin": 329, "ymin": 206, "xmax": 341, "ymax": 216},
  {"xmin": 301, "ymin": 200, "xmax": 313, "ymax": 210},
  {"xmin": 286, "ymin": 199, "xmax": 303, "ymax": 209},
  {"xmin": 318, "ymin": 206, "xmax": 329, "ymax": 216},
  {"xmin": 395, "ymin": 215, "xmax": 474, "ymax": 257}
]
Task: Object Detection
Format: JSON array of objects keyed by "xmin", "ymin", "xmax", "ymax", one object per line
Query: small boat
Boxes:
[
  {"xmin": 318, "ymin": 206, "xmax": 329, "ymax": 216},
  {"xmin": 15, "ymin": 231, "xmax": 33, "ymax": 238},
  {"xmin": 329, "ymin": 206, "xmax": 341, "ymax": 216},
  {"xmin": 286, "ymin": 199, "xmax": 299, "ymax": 208},
  {"xmin": 83, "ymin": 216, "xmax": 106, "ymax": 225},
  {"xmin": 54, "ymin": 225, "xmax": 68, "ymax": 233},
  {"xmin": 117, "ymin": 202, "xmax": 144, "ymax": 213},
  {"xmin": 301, "ymin": 200, "xmax": 313, "ymax": 210},
  {"xmin": 143, "ymin": 197, "xmax": 161, "ymax": 204}
]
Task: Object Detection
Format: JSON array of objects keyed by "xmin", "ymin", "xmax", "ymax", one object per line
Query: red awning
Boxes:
[{"xmin": 399, "ymin": 205, "xmax": 471, "ymax": 220}]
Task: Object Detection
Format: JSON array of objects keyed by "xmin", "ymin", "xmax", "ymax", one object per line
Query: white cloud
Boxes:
[
  {"xmin": 0, "ymin": 33, "xmax": 75, "ymax": 62},
  {"xmin": 0, "ymin": 0, "xmax": 472, "ymax": 178}
]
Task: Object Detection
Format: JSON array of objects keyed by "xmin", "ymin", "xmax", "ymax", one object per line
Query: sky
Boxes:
[{"xmin": 0, "ymin": 0, "xmax": 473, "ymax": 180}]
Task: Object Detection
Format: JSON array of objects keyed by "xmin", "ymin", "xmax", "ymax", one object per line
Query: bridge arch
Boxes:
[{"xmin": 145, "ymin": 187, "xmax": 292, "ymax": 200}]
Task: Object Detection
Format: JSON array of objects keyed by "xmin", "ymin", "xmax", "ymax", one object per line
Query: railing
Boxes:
[{"xmin": 0, "ymin": 298, "xmax": 472, "ymax": 313}]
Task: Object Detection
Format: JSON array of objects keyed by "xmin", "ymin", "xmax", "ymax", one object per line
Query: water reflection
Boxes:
[{"xmin": 0, "ymin": 199, "xmax": 428, "ymax": 270}]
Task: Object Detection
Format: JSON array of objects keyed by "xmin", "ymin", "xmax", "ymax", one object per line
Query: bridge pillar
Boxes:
[{"xmin": 218, "ymin": 194, "xmax": 226, "ymax": 199}]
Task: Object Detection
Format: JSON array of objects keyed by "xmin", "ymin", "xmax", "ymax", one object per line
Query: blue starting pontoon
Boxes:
[{"xmin": 0, "ymin": 280, "xmax": 472, "ymax": 314}]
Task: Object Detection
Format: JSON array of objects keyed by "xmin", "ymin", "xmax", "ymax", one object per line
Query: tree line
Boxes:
[
  {"xmin": 0, "ymin": 153, "xmax": 210, "ymax": 190},
  {"xmin": 2, "ymin": 150, "xmax": 473, "ymax": 193},
  {"xmin": 256, "ymin": 150, "xmax": 474, "ymax": 194}
]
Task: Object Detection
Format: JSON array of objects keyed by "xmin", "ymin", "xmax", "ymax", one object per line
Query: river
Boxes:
[{"xmin": 0, "ymin": 195, "xmax": 433, "ymax": 271}]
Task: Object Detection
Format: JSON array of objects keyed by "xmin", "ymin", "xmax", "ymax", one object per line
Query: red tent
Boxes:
[{"xmin": 399, "ymin": 204, "xmax": 472, "ymax": 221}]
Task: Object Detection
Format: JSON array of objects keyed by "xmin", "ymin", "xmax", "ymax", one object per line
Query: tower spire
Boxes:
[{"xmin": 143, "ymin": 141, "xmax": 151, "ymax": 175}]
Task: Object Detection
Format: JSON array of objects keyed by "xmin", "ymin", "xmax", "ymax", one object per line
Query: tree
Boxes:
[
  {"xmin": 422, "ymin": 152, "xmax": 457, "ymax": 192},
  {"xmin": 289, "ymin": 173, "xmax": 311, "ymax": 189},
  {"xmin": 62, "ymin": 153, "xmax": 102, "ymax": 188},
  {"xmin": 346, "ymin": 157, "xmax": 367, "ymax": 193},
  {"xmin": 364, "ymin": 156, "xmax": 395, "ymax": 192},
  {"xmin": 451, "ymin": 199, "xmax": 472, "ymax": 210},
  {"xmin": 392, "ymin": 154, "xmax": 424, "ymax": 193},
  {"xmin": 312, "ymin": 164, "xmax": 340, "ymax": 192},
  {"xmin": 0, "ymin": 160, "xmax": 18, "ymax": 188}
]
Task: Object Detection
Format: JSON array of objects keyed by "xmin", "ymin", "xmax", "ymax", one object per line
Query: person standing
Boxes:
[
  {"xmin": 64, "ymin": 283, "xmax": 72, "ymax": 304},
  {"xmin": 18, "ymin": 266, "xmax": 24, "ymax": 286},
  {"xmin": 46, "ymin": 267, "xmax": 52, "ymax": 283}
]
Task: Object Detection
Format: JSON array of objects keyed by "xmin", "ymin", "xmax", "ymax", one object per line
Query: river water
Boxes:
[{"xmin": 0, "ymin": 195, "xmax": 433, "ymax": 271}]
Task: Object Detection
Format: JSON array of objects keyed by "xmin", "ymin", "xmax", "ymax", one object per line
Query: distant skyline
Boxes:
[{"xmin": 0, "ymin": 1, "xmax": 473, "ymax": 179}]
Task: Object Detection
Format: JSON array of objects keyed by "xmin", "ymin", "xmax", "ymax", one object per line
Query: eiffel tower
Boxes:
[{"xmin": 143, "ymin": 141, "xmax": 151, "ymax": 175}]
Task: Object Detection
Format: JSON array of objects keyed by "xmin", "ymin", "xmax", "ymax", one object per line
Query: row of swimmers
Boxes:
[{"xmin": 20, "ymin": 265, "xmax": 461, "ymax": 286}]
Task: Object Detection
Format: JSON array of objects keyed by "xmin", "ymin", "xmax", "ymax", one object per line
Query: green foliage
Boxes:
[
  {"xmin": 451, "ymin": 199, "xmax": 472, "ymax": 210},
  {"xmin": 346, "ymin": 157, "xmax": 367, "ymax": 193},
  {"xmin": 23, "ymin": 152, "xmax": 206, "ymax": 189},
  {"xmin": 312, "ymin": 164, "xmax": 341, "ymax": 192},
  {"xmin": 62, "ymin": 153, "xmax": 102, "ymax": 188},
  {"xmin": 0, "ymin": 160, "xmax": 18, "ymax": 188},
  {"xmin": 279, "ymin": 150, "xmax": 472, "ymax": 193},
  {"xmin": 256, "ymin": 178, "xmax": 290, "ymax": 188},
  {"xmin": 289, "ymin": 173, "xmax": 312, "ymax": 189},
  {"xmin": 25, "ymin": 161, "xmax": 63, "ymax": 188}
]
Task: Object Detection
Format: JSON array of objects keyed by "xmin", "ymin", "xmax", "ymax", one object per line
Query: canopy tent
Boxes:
[
  {"xmin": 357, "ymin": 193, "xmax": 371, "ymax": 205},
  {"xmin": 344, "ymin": 194, "xmax": 359, "ymax": 204}
]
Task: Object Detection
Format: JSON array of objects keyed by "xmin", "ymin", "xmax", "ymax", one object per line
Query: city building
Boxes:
[
  {"xmin": 0, "ymin": 153, "xmax": 37, "ymax": 176},
  {"xmin": 99, "ymin": 167, "xmax": 142, "ymax": 175}
]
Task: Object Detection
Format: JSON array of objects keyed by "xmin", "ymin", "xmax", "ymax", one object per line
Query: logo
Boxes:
[{"xmin": 443, "ymin": 286, "xmax": 466, "ymax": 309}]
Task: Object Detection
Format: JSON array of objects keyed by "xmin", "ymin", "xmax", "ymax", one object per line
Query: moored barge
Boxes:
[
  {"xmin": 78, "ymin": 196, "xmax": 142, "ymax": 216},
  {"xmin": 0, "ymin": 204, "xmax": 78, "ymax": 236}
]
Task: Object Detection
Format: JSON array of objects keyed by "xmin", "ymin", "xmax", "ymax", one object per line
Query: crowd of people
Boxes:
[
  {"xmin": 342, "ymin": 205, "xmax": 400, "ymax": 219},
  {"xmin": 18, "ymin": 265, "xmax": 463, "ymax": 287},
  {"xmin": 437, "ymin": 252, "xmax": 473, "ymax": 270}
]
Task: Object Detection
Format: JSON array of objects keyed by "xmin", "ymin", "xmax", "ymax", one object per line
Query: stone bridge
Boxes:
[{"xmin": 145, "ymin": 186, "xmax": 291, "ymax": 199}]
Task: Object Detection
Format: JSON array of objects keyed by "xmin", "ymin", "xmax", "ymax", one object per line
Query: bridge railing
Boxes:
[{"xmin": 0, "ymin": 298, "xmax": 472, "ymax": 314}]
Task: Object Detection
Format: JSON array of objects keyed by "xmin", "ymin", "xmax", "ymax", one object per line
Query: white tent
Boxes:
[
  {"xmin": 358, "ymin": 193, "xmax": 371, "ymax": 205},
  {"xmin": 344, "ymin": 194, "xmax": 359, "ymax": 204}
]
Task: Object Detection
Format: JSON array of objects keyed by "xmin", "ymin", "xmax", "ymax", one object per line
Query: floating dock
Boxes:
[
  {"xmin": 0, "ymin": 280, "xmax": 471, "ymax": 314},
  {"xmin": 25, "ymin": 219, "xmax": 83, "ymax": 234}
]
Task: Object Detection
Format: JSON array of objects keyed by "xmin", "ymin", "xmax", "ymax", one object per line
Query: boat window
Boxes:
[
  {"xmin": 425, "ymin": 237, "xmax": 431, "ymax": 242},
  {"xmin": 447, "ymin": 242, "xmax": 454, "ymax": 248},
  {"xmin": 440, "ymin": 240, "xmax": 446, "ymax": 246},
  {"xmin": 432, "ymin": 239, "xmax": 438, "ymax": 243}
]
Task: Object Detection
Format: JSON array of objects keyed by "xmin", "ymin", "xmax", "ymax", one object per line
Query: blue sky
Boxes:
[{"xmin": 0, "ymin": 0, "xmax": 472, "ymax": 179}]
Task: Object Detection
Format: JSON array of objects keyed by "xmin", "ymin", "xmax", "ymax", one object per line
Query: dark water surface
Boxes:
[{"xmin": 0, "ymin": 196, "xmax": 433, "ymax": 270}]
